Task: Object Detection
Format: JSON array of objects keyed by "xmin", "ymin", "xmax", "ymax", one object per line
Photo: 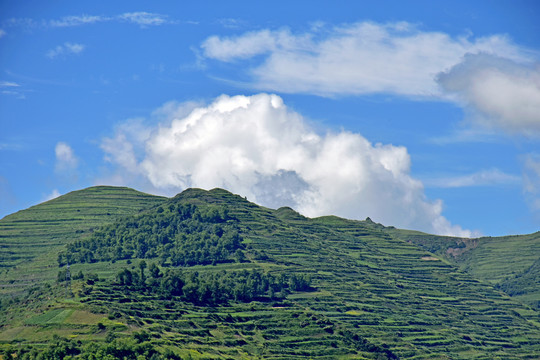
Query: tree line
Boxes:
[
  {"xmin": 0, "ymin": 334, "xmax": 182, "ymax": 360},
  {"xmin": 114, "ymin": 261, "xmax": 312, "ymax": 305}
]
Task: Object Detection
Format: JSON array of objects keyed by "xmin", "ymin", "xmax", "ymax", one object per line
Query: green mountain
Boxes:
[
  {"xmin": 386, "ymin": 228, "xmax": 540, "ymax": 309},
  {"xmin": 0, "ymin": 186, "xmax": 539, "ymax": 359},
  {"xmin": 0, "ymin": 186, "xmax": 166, "ymax": 296}
]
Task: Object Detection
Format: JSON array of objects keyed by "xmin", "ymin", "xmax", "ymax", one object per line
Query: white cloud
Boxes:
[
  {"xmin": 46, "ymin": 42, "xmax": 85, "ymax": 59},
  {"xmin": 3, "ymin": 18, "xmax": 37, "ymax": 29},
  {"xmin": 428, "ymin": 127, "xmax": 503, "ymax": 145},
  {"xmin": 55, "ymin": 142, "xmax": 78, "ymax": 172},
  {"xmin": 44, "ymin": 189, "xmax": 61, "ymax": 201},
  {"xmin": 0, "ymin": 29, "xmax": 6, "ymax": 38},
  {"xmin": 424, "ymin": 168, "xmax": 520, "ymax": 188},
  {"xmin": 0, "ymin": 81, "xmax": 20, "ymax": 88},
  {"xmin": 0, "ymin": 81, "xmax": 25, "ymax": 99},
  {"xmin": 101, "ymin": 93, "xmax": 473, "ymax": 237},
  {"xmin": 49, "ymin": 15, "xmax": 107, "ymax": 27},
  {"xmin": 118, "ymin": 12, "xmax": 168, "ymax": 26},
  {"xmin": 523, "ymin": 154, "xmax": 540, "ymax": 212},
  {"xmin": 217, "ymin": 18, "xmax": 246, "ymax": 29},
  {"xmin": 47, "ymin": 12, "xmax": 168, "ymax": 28},
  {"xmin": 65, "ymin": 43, "xmax": 85, "ymax": 53},
  {"xmin": 202, "ymin": 29, "xmax": 291, "ymax": 61},
  {"xmin": 201, "ymin": 22, "xmax": 531, "ymax": 97},
  {"xmin": 437, "ymin": 54, "xmax": 540, "ymax": 136},
  {"xmin": 101, "ymin": 119, "xmax": 151, "ymax": 173}
]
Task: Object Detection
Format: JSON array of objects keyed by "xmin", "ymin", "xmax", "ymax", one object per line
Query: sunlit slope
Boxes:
[
  {"xmin": 386, "ymin": 227, "xmax": 540, "ymax": 308},
  {"xmin": 0, "ymin": 186, "xmax": 166, "ymax": 294},
  {"xmin": 149, "ymin": 188, "xmax": 540, "ymax": 358},
  {"xmin": 0, "ymin": 187, "xmax": 539, "ymax": 359}
]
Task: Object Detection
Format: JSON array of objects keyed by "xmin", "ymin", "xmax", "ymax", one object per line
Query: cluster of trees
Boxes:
[
  {"xmin": 0, "ymin": 335, "xmax": 182, "ymax": 360},
  {"xmin": 58, "ymin": 203, "xmax": 246, "ymax": 267},
  {"xmin": 115, "ymin": 262, "xmax": 312, "ymax": 305}
]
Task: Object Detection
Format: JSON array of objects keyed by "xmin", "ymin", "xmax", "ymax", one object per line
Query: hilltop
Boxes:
[
  {"xmin": 0, "ymin": 186, "xmax": 166, "ymax": 296},
  {"xmin": 0, "ymin": 186, "xmax": 539, "ymax": 359}
]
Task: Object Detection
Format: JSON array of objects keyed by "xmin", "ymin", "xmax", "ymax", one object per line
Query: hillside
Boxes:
[
  {"xmin": 386, "ymin": 228, "xmax": 540, "ymax": 308},
  {"xmin": 0, "ymin": 187, "xmax": 539, "ymax": 359},
  {"xmin": 0, "ymin": 186, "xmax": 166, "ymax": 296}
]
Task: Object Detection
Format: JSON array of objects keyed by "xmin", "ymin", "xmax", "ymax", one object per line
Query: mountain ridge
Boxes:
[{"xmin": 0, "ymin": 185, "xmax": 539, "ymax": 359}]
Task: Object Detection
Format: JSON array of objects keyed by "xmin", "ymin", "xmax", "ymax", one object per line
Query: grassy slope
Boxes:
[
  {"xmin": 159, "ymin": 189, "xmax": 540, "ymax": 358},
  {"xmin": 386, "ymin": 228, "xmax": 540, "ymax": 307},
  {"xmin": 0, "ymin": 187, "xmax": 539, "ymax": 359},
  {"xmin": 497, "ymin": 257, "xmax": 540, "ymax": 308},
  {"xmin": 0, "ymin": 186, "xmax": 166, "ymax": 295}
]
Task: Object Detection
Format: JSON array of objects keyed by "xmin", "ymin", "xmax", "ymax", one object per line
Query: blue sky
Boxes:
[{"xmin": 1, "ymin": 1, "xmax": 539, "ymax": 237}]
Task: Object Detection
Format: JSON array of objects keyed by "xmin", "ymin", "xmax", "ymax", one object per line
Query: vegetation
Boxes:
[
  {"xmin": 386, "ymin": 227, "xmax": 540, "ymax": 308},
  {"xmin": 113, "ymin": 263, "xmax": 312, "ymax": 305},
  {"xmin": 59, "ymin": 203, "xmax": 244, "ymax": 267},
  {"xmin": 1, "ymin": 335, "xmax": 180, "ymax": 360},
  {"xmin": 0, "ymin": 186, "xmax": 539, "ymax": 359},
  {"xmin": 0, "ymin": 186, "xmax": 166, "ymax": 296}
]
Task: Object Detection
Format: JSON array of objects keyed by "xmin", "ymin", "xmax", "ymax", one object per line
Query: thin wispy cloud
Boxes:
[
  {"xmin": 119, "ymin": 12, "xmax": 169, "ymax": 26},
  {"xmin": 424, "ymin": 169, "xmax": 520, "ymax": 188},
  {"xmin": 55, "ymin": 142, "xmax": 79, "ymax": 173},
  {"xmin": 0, "ymin": 80, "xmax": 26, "ymax": 99},
  {"xmin": 4, "ymin": 12, "xmax": 171, "ymax": 31},
  {"xmin": 0, "ymin": 142, "xmax": 24, "ymax": 151},
  {"xmin": 48, "ymin": 12, "xmax": 169, "ymax": 28},
  {"xmin": 523, "ymin": 154, "xmax": 540, "ymax": 213},
  {"xmin": 1, "ymin": 17, "xmax": 37, "ymax": 30},
  {"xmin": 217, "ymin": 18, "xmax": 246, "ymax": 29},
  {"xmin": 0, "ymin": 81, "xmax": 20, "ymax": 88},
  {"xmin": 46, "ymin": 42, "xmax": 85, "ymax": 59},
  {"xmin": 49, "ymin": 14, "xmax": 107, "ymax": 27},
  {"xmin": 0, "ymin": 29, "xmax": 6, "ymax": 38},
  {"xmin": 0, "ymin": 176, "xmax": 16, "ymax": 209},
  {"xmin": 428, "ymin": 128, "xmax": 503, "ymax": 145}
]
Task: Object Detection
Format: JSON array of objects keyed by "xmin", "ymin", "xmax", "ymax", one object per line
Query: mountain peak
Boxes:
[{"xmin": 172, "ymin": 187, "xmax": 252, "ymax": 207}]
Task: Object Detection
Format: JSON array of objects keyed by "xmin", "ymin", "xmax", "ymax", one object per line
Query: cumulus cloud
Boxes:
[
  {"xmin": 55, "ymin": 142, "xmax": 78, "ymax": 172},
  {"xmin": 437, "ymin": 54, "xmax": 540, "ymax": 136},
  {"xmin": 46, "ymin": 42, "xmax": 85, "ymax": 59},
  {"xmin": 424, "ymin": 168, "xmax": 520, "ymax": 188},
  {"xmin": 201, "ymin": 22, "xmax": 530, "ymax": 97},
  {"xmin": 101, "ymin": 93, "xmax": 473, "ymax": 237},
  {"xmin": 101, "ymin": 119, "xmax": 151, "ymax": 173}
]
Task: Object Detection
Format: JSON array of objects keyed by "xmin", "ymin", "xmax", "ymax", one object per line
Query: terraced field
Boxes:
[
  {"xmin": 0, "ymin": 187, "xmax": 539, "ymax": 359},
  {"xmin": 386, "ymin": 226, "xmax": 540, "ymax": 308},
  {"xmin": 0, "ymin": 186, "xmax": 165, "ymax": 295}
]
